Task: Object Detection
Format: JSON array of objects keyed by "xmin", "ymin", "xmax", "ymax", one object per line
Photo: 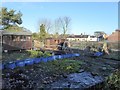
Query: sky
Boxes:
[{"xmin": 2, "ymin": 2, "xmax": 118, "ymax": 35}]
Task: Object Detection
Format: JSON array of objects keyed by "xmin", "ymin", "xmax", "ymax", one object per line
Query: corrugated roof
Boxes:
[
  {"xmin": 115, "ymin": 29, "xmax": 120, "ymax": 32},
  {"xmin": 1, "ymin": 27, "xmax": 32, "ymax": 35}
]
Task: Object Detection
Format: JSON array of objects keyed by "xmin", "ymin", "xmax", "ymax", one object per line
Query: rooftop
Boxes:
[
  {"xmin": 67, "ymin": 35, "xmax": 89, "ymax": 38},
  {"xmin": 0, "ymin": 26, "xmax": 32, "ymax": 35}
]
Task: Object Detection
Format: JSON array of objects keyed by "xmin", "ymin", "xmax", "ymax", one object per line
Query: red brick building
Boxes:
[{"xmin": 108, "ymin": 29, "xmax": 120, "ymax": 42}]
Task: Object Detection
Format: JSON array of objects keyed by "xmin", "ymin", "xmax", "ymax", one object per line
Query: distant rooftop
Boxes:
[
  {"xmin": 115, "ymin": 29, "xmax": 120, "ymax": 32},
  {"xmin": 67, "ymin": 35, "xmax": 89, "ymax": 38}
]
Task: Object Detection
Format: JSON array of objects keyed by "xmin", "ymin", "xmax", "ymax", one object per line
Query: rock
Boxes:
[
  {"xmin": 102, "ymin": 67, "xmax": 107, "ymax": 70},
  {"xmin": 62, "ymin": 74, "xmax": 68, "ymax": 78},
  {"xmin": 91, "ymin": 72, "xmax": 99, "ymax": 76},
  {"xmin": 43, "ymin": 81, "xmax": 48, "ymax": 84},
  {"xmin": 53, "ymin": 74, "xmax": 59, "ymax": 77},
  {"xmin": 79, "ymin": 69, "xmax": 84, "ymax": 73}
]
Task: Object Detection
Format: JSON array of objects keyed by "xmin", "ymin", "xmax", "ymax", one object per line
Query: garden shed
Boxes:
[
  {"xmin": 45, "ymin": 38, "xmax": 65, "ymax": 50},
  {"xmin": 1, "ymin": 27, "xmax": 32, "ymax": 51}
]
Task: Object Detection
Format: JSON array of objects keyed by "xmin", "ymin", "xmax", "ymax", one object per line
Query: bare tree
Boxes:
[
  {"xmin": 54, "ymin": 18, "xmax": 61, "ymax": 38},
  {"xmin": 39, "ymin": 18, "xmax": 52, "ymax": 34},
  {"xmin": 58, "ymin": 16, "xmax": 71, "ymax": 38}
]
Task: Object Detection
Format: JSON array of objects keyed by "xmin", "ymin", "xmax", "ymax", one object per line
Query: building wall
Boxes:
[
  {"xmin": 87, "ymin": 36, "xmax": 98, "ymax": 41},
  {"xmin": 2, "ymin": 35, "xmax": 32, "ymax": 51},
  {"xmin": 45, "ymin": 38, "xmax": 65, "ymax": 49},
  {"xmin": 67, "ymin": 37, "xmax": 98, "ymax": 42},
  {"xmin": 108, "ymin": 30, "xmax": 120, "ymax": 42}
]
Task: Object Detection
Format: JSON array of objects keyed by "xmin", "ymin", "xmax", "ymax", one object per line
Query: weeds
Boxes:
[{"xmin": 104, "ymin": 69, "xmax": 120, "ymax": 90}]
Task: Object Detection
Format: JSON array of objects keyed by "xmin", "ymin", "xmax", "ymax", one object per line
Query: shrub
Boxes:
[
  {"xmin": 105, "ymin": 69, "xmax": 120, "ymax": 89},
  {"xmin": 43, "ymin": 51, "xmax": 52, "ymax": 57},
  {"xmin": 37, "ymin": 51, "xmax": 44, "ymax": 57},
  {"xmin": 28, "ymin": 50, "xmax": 44, "ymax": 58},
  {"xmin": 28, "ymin": 50, "xmax": 52, "ymax": 58},
  {"xmin": 51, "ymin": 59, "xmax": 82, "ymax": 74}
]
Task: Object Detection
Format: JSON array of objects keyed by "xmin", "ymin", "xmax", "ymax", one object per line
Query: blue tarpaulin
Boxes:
[{"xmin": 2, "ymin": 53, "xmax": 80, "ymax": 70}]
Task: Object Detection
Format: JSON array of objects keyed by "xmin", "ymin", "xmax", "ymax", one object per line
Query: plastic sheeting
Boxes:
[{"xmin": 2, "ymin": 53, "xmax": 80, "ymax": 70}]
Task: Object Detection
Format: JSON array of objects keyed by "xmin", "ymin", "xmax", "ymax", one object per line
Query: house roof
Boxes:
[
  {"xmin": 0, "ymin": 26, "xmax": 32, "ymax": 35},
  {"xmin": 90, "ymin": 36, "xmax": 96, "ymax": 38},
  {"xmin": 108, "ymin": 29, "xmax": 120, "ymax": 36},
  {"xmin": 46, "ymin": 37, "xmax": 65, "ymax": 40},
  {"xmin": 67, "ymin": 35, "xmax": 89, "ymax": 38},
  {"xmin": 115, "ymin": 29, "xmax": 120, "ymax": 32}
]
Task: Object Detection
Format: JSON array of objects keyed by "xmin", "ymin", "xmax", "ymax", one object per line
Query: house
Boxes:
[
  {"xmin": 67, "ymin": 35, "xmax": 98, "ymax": 42},
  {"xmin": 0, "ymin": 27, "xmax": 32, "ymax": 51},
  {"xmin": 67, "ymin": 35, "xmax": 88, "ymax": 41},
  {"xmin": 108, "ymin": 29, "xmax": 120, "ymax": 42},
  {"xmin": 87, "ymin": 35, "xmax": 98, "ymax": 41}
]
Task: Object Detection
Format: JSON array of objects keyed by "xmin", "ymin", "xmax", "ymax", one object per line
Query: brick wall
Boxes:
[{"xmin": 108, "ymin": 30, "xmax": 120, "ymax": 42}]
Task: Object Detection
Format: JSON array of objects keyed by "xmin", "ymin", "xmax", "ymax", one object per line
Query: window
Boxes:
[
  {"xmin": 7, "ymin": 36, "xmax": 10, "ymax": 40},
  {"xmin": 20, "ymin": 36, "xmax": 22, "ymax": 40},
  {"xmin": 54, "ymin": 40, "xmax": 57, "ymax": 43},
  {"xmin": 20, "ymin": 36, "xmax": 26, "ymax": 41},
  {"xmin": 23, "ymin": 36, "xmax": 26, "ymax": 41},
  {"xmin": 27, "ymin": 36, "xmax": 31, "ymax": 40},
  {"xmin": 12, "ymin": 35, "xmax": 16, "ymax": 41}
]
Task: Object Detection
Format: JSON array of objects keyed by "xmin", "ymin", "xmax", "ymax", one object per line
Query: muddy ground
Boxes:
[{"xmin": 1, "ymin": 49, "xmax": 120, "ymax": 89}]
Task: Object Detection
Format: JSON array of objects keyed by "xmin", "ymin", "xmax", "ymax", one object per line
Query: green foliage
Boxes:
[
  {"xmin": 1, "ymin": 7, "xmax": 22, "ymax": 29},
  {"xmin": 43, "ymin": 51, "xmax": 52, "ymax": 57},
  {"xmin": 51, "ymin": 59, "xmax": 82, "ymax": 73},
  {"xmin": 105, "ymin": 69, "xmax": 120, "ymax": 89},
  {"xmin": 39, "ymin": 24, "xmax": 46, "ymax": 42},
  {"xmin": 32, "ymin": 33, "xmax": 39, "ymax": 40},
  {"xmin": 28, "ymin": 50, "xmax": 52, "ymax": 58},
  {"xmin": 4, "ymin": 26, "xmax": 28, "ymax": 33},
  {"xmin": 28, "ymin": 50, "xmax": 43, "ymax": 58}
]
